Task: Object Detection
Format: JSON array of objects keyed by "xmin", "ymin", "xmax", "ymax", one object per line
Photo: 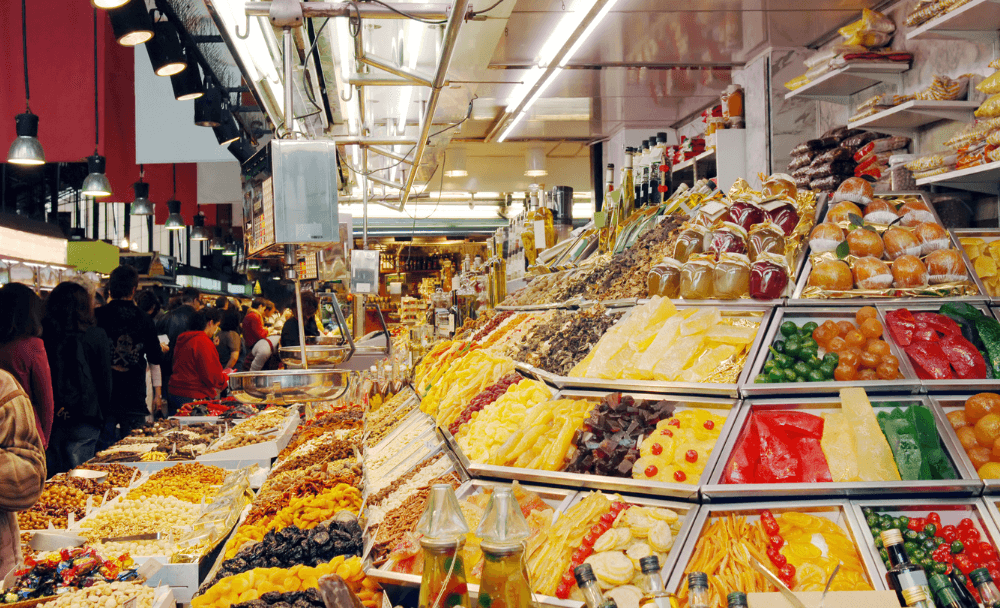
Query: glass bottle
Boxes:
[
  {"xmin": 672, "ymin": 225, "xmax": 707, "ymax": 263},
  {"xmin": 636, "ymin": 556, "xmax": 677, "ymax": 608},
  {"xmin": 687, "ymin": 572, "xmax": 711, "ymax": 608},
  {"xmin": 649, "ymin": 134, "xmax": 666, "ymax": 207},
  {"xmin": 714, "ymin": 253, "xmax": 751, "ymax": 300},
  {"xmin": 600, "ymin": 164, "xmax": 616, "ymax": 254},
  {"xmin": 707, "ymin": 222, "xmax": 748, "ymax": 256},
  {"xmin": 901, "ymin": 586, "xmax": 935, "ymax": 608},
  {"xmin": 929, "ymin": 573, "xmax": 969, "ymax": 608},
  {"xmin": 637, "ymin": 139, "xmax": 649, "ymax": 208},
  {"xmin": 749, "ymin": 253, "xmax": 790, "ymax": 300},
  {"xmin": 575, "ymin": 564, "xmax": 609, "ymax": 608},
  {"xmin": 950, "ymin": 568, "xmax": 980, "ymax": 608},
  {"xmin": 680, "ymin": 254, "xmax": 715, "ymax": 300},
  {"xmin": 476, "ymin": 487, "xmax": 532, "ymax": 608},
  {"xmin": 748, "ymin": 222, "xmax": 786, "ymax": 262},
  {"xmin": 882, "ymin": 529, "xmax": 931, "ymax": 608},
  {"xmin": 521, "ymin": 195, "xmax": 538, "ymax": 267},
  {"xmin": 618, "ymin": 148, "xmax": 636, "ymax": 237},
  {"xmin": 727, "ymin": 591, "xmax": 748, "ymax": 608},
  {"xmin": 971, "ymin": 568, "xmax": 1000, "ymax": 607},
  {"xmin": 416, "ymin": 485, "xmax": 471, "ymax": 608}
]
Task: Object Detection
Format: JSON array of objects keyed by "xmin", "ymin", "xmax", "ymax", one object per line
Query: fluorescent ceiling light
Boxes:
[
  {"xmin": 445, "ymin": 148, "xmax": 468, "ymax": 178},
  {"xmin": 560, "ymin": 0, "xmax": 622, "ymax": 67},
  {"xmin": 395, "ymin": 20, "xmax": 425, "ymax": 134},
  {"xmin": 474, "ymin": 192, "xmax": 501, "ymax": 199}
]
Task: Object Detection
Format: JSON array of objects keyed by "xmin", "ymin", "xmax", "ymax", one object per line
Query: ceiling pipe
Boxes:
[
  {"xmin": 359, "ymin": 54, "xmax": 433, "ymax": 87},
  {"xmin": 349, "ymin": 74, "xmax": 431, "ymax": 87},
  {"xmin": 484, "ymin": 0, "xmax": 618, "ymax": 143},
  {"xmin": 398, "ymin": 0, "xmax": 473, "ymax": 209},
  {"xmin": 332, "ymin": 137, "xmax": 417, "ymax": 146},
  {"xmin": 245, "ymin": 2, "xmax": 450, "ymax": 20},
  {"xmin": 369, "ymin": 146, "xmax": 414, "ymax": 165}
]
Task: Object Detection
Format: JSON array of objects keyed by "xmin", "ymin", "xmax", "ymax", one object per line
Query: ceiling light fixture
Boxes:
[
  {"xmin": 164, "ymin": 165, "xmax": 186, "ymax": 230},
  {"xmin": 7, "ymin": 0, "xmax": 44, "ymax": 166},
  {"xmin": 146, "ymin": 16, "xmax": 187, "ymax": 76},
  {"xmin": 498, "ymin": 0, "xmax": 620, "ymax": 143},
  {"xmin": 228, "ymin": 137, "xmax": 254, "ymax": 164},
  {"xmin": 445, "ymin": 147, "xmax": 468, "ymax": 178},
  {"xmin": 395, "ymin": 20, "xmax": 425, "ymax": 134},
  {"xmin": 190, "ymin": 212, "xmax": 210, "ymax": 241},
  {"xmin": 209, "ymin": 227, "xmax": 224, "ymax": 251},
  {"xmin": 194, "ymin": 85, "xmax": 223, "ymax": 127},
  {"xmin": 525, "ymin": 145, "xmax": 548, "ymax": 177},
  {"xmin": 222, "ymin": 235, "xmax": 238, "ymax": 256},
  {"xmin": 82, "ymin": 8, "xmax": 112, "ymax": 198},
  {"xmin": 93, "ymin": 0, "xmax": 128, "ymax": 9},
  {"xmin": 107, "ymin": 0, "xmax": 154, "ymax": 46},
  {"xmin": 213, "ymin": 111, "xmax": 240, "ymax": 146},
  {"xmin": 170, "ymin": 47, "xmax": 203, "ymax": 100},
  {"xmin": 130, "ymin": 167, "xmax": 154, "ymax": 215}
]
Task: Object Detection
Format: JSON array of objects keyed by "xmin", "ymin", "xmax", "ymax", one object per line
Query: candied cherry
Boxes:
[
  {"xmin": 556, "ymin": 581, "xmax": 570, "ymax": 599},
  {"xmin": 704, "ymin": 420, "xmax": 715, "ymax": 430},
  {"xmin": 651, "ymin": 443, "xmax": 663, "ymax": 455},
  {"xmin": 660, "ymin": 429, "xmax": 674, "ymax": 437},
  {"xmin": 861, "ymin": 317, "xmax": 884, "ymax": 339},
  {"xmin": 674, "ymin": 470, "xmax": 687, "ymax": 482},
  {"xmin": 645, "ymin": 465, "xmax": 658, "ymax": 477},
  {"xmin": 686, "ymin": 449, "xmax": 699, "ymax": 463},
  {"xmin": 668, "ymin": 418, "xmax": 681, "ymax": 427}
]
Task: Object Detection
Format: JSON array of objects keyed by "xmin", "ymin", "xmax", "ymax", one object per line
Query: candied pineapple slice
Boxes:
[
  {"xmin": 976, "ymin": 255, "xmax": 998, "ymax": 278},
  {"xmin": 705, "ymin": 324, "xmax": 757, "ymax": 345},
  {"xmin": 680, "ymin": 308, "xmax": 721, "ymax": 336},
  {"xmin": 679, "ymin": 345, "xmax": 737, "ymax": 383}
]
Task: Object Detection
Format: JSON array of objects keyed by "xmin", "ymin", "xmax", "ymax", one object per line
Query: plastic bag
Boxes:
[
  {"xmin": 853, "ymin": 136, "xmax": 911, "ymax": 161},
  {"xmin": 916, "ymin": 74, "xmax": 970, "ymax": 101},
  {"xmin": 979, "ymin": 71, "xmax": 1000, "ymax": 95},
  {"xmin": 839, "ymin": 8, "xmax": 896, "ymax": 48},
  {"xmin": 976, "ymin": 93, "xmax": 1000, "ymax": 118},
  {"xmin": 814, "ymin": 147, "xmax": 854, "ymax": 163},
  {"xmin": 810, "ymin": 175, "xmax": 842, "ymax": 192},
  {"xmin": 810, "ymin": 159, "xmax": 857, "ymax": 179},
  {"xmin": 788, "ymin": 153, "xmax": 816, "ymax": 172},
  {"xmin": 842, "ymin": 131, "xmax": 883, "ymax": 149},
  {"xmin": 804, "ymin": 48, "xmax": 839, "ymax": 70}
]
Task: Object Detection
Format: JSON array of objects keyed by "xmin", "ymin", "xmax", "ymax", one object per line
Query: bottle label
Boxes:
[
  {"xmin": 534, "ymin": 220, "xmax": 546, "ymax": 249},
  {"xmin": 594, "ymin": 211, "xmax": 606, "ymax": 228},
  {"xmin": 896, "ymin": 570, "xmax": 931, "ymax": 604}
]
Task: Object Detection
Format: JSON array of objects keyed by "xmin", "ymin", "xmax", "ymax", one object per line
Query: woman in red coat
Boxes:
[{"xmin": 166, "ymin": 308, "xmax": 226, "ymax": 414}]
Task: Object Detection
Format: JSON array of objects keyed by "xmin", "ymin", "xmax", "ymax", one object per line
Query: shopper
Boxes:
[
  {"xmin": 241, "ymin": 298, "xmax": 274, "ymax": 368},
  {"xmin": 42, "ymin": 282, "xmax": 112, "ymax": 474},
  {"xmin": 167, "ymin": 308, "xmax": 226, "ymax": 412},
  {"xmin": 248, "ymin": 335, "xmax": 281, "ymax": 372},
  {"xmin": 0, "ymin": 283, "xmax": 54, "ymax": 447},
  {"xmin": 0, "ymin": 368, "xmax": 46, "ymax": 575},
  {"xmin": 135, "ymin": 290, "xmax": 166, "ymax": 418},
  {"xmin": 214, "ymin": 296, "xmax": 229, "ymax": 311},
  {"xmin": 281, "ymin": 292, "xmax": 321, "ymax": 348},
  {"xmin": 216, "ymin": 309, "xmax": 242, "ymax": 370},
  {"xmin": 156, "ymin": 287, "xmax": 201, "ymax": 394},
  {"xmin": 95, "ymin": 265, "xmax": 163, "ymax": 444}
]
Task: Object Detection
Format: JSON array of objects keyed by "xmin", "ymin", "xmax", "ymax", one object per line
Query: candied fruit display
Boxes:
[
  {"xmin": 960, "ymin": 234, "xmax": 1000, "ymax": 296},
  {"xmin": 847, "ymin": 228, "xmax": 884, "ymax": 258},
  {"xmin": 887, "ymin": 303, "xmax": 1000, "ymax": 381},
  {"xmin": 808, "ymin": 260, "xmax": 853, "ymax": 291},
  {"xmin": 632, "ymin": 410, "xmax": 726, "ymax": 485}
]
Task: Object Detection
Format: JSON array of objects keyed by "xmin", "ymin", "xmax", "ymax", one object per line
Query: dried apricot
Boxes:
[
  {"xmin": 948, "ymin": 409, "xmax": 969, "ymax": 430},
  {"xmin": 957, "ymin": 426, "xmax": 979, "ymax": 451}
]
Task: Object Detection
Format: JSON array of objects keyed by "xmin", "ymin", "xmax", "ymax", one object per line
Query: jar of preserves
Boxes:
[
  {"xmin": 714, "ymin": 253, "xmax": 751, "ymax": 300},
  {"xmin": 672, "ymin": 225, "xmax": 707, "ymax": 263},
  {"xmin": 727, "ymin": 200, "xmax": 765, "ymax": 232},
  {"xmin": 748, "ymin": 221, "xmax": 786, "ymax": 261},
  {"xmin": 762, "ymin": 197, "xmax": 800, "ymax": 236},
  {"xmin": 680, "ymin": 254, "xmax": 716, "ymax": 300},
  {"xmin": 749, "ymin": 252, "xmax": 790, "ymax": 300},
  {"xmin": 707, "ymin": 222, "xmax": 748, "ymax": 256},
  {"xmin": 650, "ymin": 258, "xmax": 682, "ymax": 298}
]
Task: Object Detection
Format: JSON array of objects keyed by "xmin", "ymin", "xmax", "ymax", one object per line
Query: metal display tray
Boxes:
[
  {"xmin": 789, "ymin": 192, "xmax": 988, "ymax": 305},
  {"xmin": 876, "ymin": 302, "xmax": 1000, "ymax": 393},
  {"xmin": 664, "ymin": 500, "xmax": 884, "ymax": 596},
  {"xmin": 227, "ymin": 368, "xmax": 352, "ymax": 403},
  {"xmin": 930, "ymin": 395, "xmax": 1000, "ymax": 493},
  {"xmin": 547, "ymin": 305, "xmax": 775, "ymax": 398},
  {"xmin": 702, "ymin": 395, "xmax": 982, "ymax": 501},
  {"xmin": 849, "ymin": 498, "xmax": 1000, "ymax": 590},
  {"xmin": 448, "ymin": 391, "xmax": 741, "ymax": 502},
  {"xmin": 364, "ymin": 480, "xmax": 582, "ymax": 608},
  {"xmin": 741, "ymin": 306, "xmax": 921, "ymax": 397},
  {"xmin": 953, "ymin": 228, "xmax": 1000, "ymax": 304}
]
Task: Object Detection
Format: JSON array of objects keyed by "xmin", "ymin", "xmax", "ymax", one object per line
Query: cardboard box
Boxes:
[{"xmin": 747, "ymin": 591, "xmax": 900, "ymax": 608}]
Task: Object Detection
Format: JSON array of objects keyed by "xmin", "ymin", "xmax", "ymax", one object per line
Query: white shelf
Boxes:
[
  {"xmin": 847, "ymin": 99, "xmax": 980, "ymax": 132},
  {"xmin": 915, "ymin": 160, "xmax": 1000, "ymax": 194},
  {"xmin": 907, "ymin": 0, "xmax": 1000, "ymax": 42},
  {"xmin": 784, "ymin": 62, "xmax": 911, "ymax": 104},
  {"xmin": 671, "ymin": 149, "xmax": 715, "ymax": 174}
]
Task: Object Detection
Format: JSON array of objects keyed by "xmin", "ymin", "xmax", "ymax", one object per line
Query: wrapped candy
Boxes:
[
  {"xmin": 647, "ymin": 258, "xmax": 681, "ymax": 299},
  {"xmin": 706, "ymin": 222, "xmax": 748, "ymax": 256},
  {"xmin": 749, "ymin": 253, "xmax": 790, "ymax": 300}
]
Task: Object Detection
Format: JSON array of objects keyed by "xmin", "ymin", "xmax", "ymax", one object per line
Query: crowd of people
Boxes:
[{"xmin": 0, "ymin": 264, "xmax": 324, "ymax": 478}]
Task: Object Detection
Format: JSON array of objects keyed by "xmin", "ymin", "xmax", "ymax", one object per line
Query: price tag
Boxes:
[
  {"xmin": 533, "ymin": 220, "xmax": 546, "ymax": 249},
  {"xmin": 593, "ymin": 211, "xmax": 606, "ymax": 228}
]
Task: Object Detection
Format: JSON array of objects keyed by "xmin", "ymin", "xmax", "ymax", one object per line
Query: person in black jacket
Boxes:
[
  {"xmin": 42, "ymin": 281, "xmax": 112, "ymax": 474},
  {"xmin": 280, "ymin": 292, "xmax": 321, "ymax": 348},
  {"xmin": 155, "ymin": 287, "xmax": 201, "ymax": 396}
]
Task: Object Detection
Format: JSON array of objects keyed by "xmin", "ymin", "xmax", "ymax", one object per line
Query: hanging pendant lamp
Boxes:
[
  {"xmin": 190, "ymin": 211, "xmax": 210, "ymax": 241},
  {"xmin": 209, "ymin": 227, "xmax": 224, "ymax": 251},
  {"xmin": 7, "ymin": 0, "xmax": 44, "ymax": 166},
  {"xmin": 213, "ymin": 111, "xmax": 240, "ymax": 146},
  {"xmin": 107, "ymin": 0, "xmax": 153, "ymax": 46},
  {"xmin": 164, "ymin": 165, "xmax": 186, "ymax": 230},
  {"xmin": 170, "ymin": 47, "xmax": 203, "ymax": 100},
  {"xmin": 130, "ymin": 165, "xmax": 153, "ymax": 215},
  {"xmin": 194, "ymin": 85, "xmax": 223, "ymax": 127},
  {"xmin": 222, "ymin": 234, "xmax": 238, "ymax": 256},
  {"xmin": 82, "ymin": 8, "xmax": 112, "ymax": 197},
  {"xmin": 146, "ymin": 16, "xmax": 186, "ymax": 77}
]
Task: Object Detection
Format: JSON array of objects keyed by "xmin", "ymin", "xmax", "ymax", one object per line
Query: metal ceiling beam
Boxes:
[
  {"xmin": 358, "ymin": 55, "xmax": 434, "ymax": 87},
  {"xmin": 399, "ymin": 0, "xmax": 473, "ymax": 208},
  {"xmin": 349, "ymin": 74, "xmax": 432, "ymax": 87},
  {"xmin": 484, "ymin": 0, "xmax": 617, "ymax": 144},
  {"xmin": 369, "ymin": 146, "xmax": 414, "ymax": 165},
  {"xmin": 245, "ymin": 2, "xmax": 451, "ymax": 20},
  {"xmin": 366, "ymin": 174, "xmax": 405, "ymax": 189},
  {"xmin": 332, "ymin": 137, "xmax": 418, "ymax": 146}
]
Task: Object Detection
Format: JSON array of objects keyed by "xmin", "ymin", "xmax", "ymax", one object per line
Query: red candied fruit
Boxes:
[
  {"xmin": 651, "ymin": 443, "xmax": 663, "ymax": 455},
  {"xmin": 660, "ymin": 429, "xmax": 673, "ymax": 437},
  {"xmin": 645, "ymin": 465, "xmax": 658, "ymax": 477},
  {"xmin": 704, "ymin": 420, "xmax": 715, "ymax": 430},
  {"xmin": 674, "ymin": 470, "xmax": 687, "ymax": 482},
  {"xmin": 686, "ymin": 449, "xmax": 699, "ymax": 463},
  {"xmin": 668, "ymin": 418, "xmax": 681, "ymax": 427}
]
